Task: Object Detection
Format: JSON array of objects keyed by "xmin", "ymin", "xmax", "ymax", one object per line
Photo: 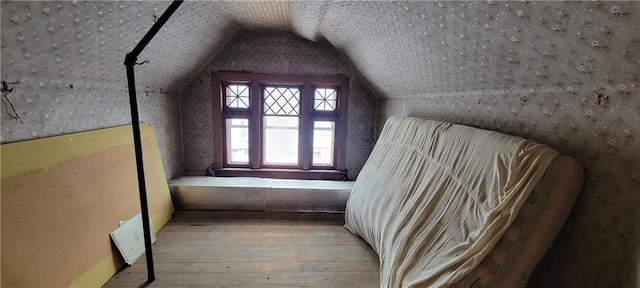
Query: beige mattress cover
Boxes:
[{"xmin": 344, "ymin": 117, "xmax": 558, "ymax": 287}]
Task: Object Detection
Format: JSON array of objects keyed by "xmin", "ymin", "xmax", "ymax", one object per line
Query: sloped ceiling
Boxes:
[
  {"xmin": 2, "ymin": 1, "xmax": 637, "ymax": 97},
  {"xmin": 1, "ymin": 1, "xmax": 233, "ymax": 93},
  {"xmin": 2, "ymin": 1, "xmax": 640, "ymax": 287}
]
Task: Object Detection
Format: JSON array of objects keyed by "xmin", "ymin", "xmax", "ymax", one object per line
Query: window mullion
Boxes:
[
  {"xmin": 336, "ymin": 79, "xmax": 349, "ymax": 171},
  {"xmin": 250, "ymin": 81, "xmax": 262, "ymax": 169},
  {"xmin": 212, "ymin": 73, "xmax": 224, "ymax": 169},
  {"xmin": 212, "ymin": 72, "xmax": 349, "ymax": 180},
  {"xmin": 301, "ymin": 83, "xmax": 313, "ymax": 170}
]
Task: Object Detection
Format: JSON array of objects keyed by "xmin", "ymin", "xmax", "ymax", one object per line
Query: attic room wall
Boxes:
[
  {"xmin": 180, "ymin": 29, "xmax": 378, "ymax": 179},
  {"xmin": 368, "ymin": 2, "xmax": 639, "ymax": 287},
  {"xmin": 0, "ymin": 1, "xmax": 187, "ymax": 180},
  {"xmin": 0, "ymin": 82, "xmax": 183, "ymax": 180}
]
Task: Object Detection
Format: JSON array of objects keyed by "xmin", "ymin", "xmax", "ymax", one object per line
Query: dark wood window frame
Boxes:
[{"xmin": 212, "ymin": 72, "xmax": 349, "ymax": 180}]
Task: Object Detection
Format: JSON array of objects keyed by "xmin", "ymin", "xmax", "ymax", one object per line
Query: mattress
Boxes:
[
  {"xmin": 452, "ymin": 155, "xmax": 583, "ymax": 287},
  {"xmin": 344, "ymin": 117, "xmax": 563, "ymax": 287}
]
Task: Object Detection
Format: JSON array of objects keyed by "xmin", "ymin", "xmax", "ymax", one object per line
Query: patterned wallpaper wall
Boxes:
[
  {"xmin": 2, "ymin": 0, "xmax": 639, "ymax": 286},
  {"xmin": 180, "ymin": 29, "xmax": 378, "ymax": 180},
  {"xmin": 368, "ymin": 2, "xmax": 639, "ymax": 288},
  {"xmin": 0, "ymin": 1, "xmax": 206, "ymax": 179},
  {"xmin": 0, "ymin": 80, "xmax": 183, "ymax": 179}
]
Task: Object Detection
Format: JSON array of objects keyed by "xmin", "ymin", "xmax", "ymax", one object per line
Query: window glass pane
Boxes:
[
  {"xmin": 313, "ymin": 121, "xmax": 335, "ymax": 166},
  {"xmin": 314, "ymin": 88, "xmax": 337, "ymax": 111},
  {"xmin": 225, "ymin": 84, "xmax": 250, "ymax": 109},
  {"xmin": 263, "ymin": 116, "xmax": 299, "ymax": 165},
  {"xmin": 226, "ymin": 118, "xmax": 249, "ymax": 164},
  {"xmin": 263, "ymin": 86, "xmax": 300, "ymax": 115}
]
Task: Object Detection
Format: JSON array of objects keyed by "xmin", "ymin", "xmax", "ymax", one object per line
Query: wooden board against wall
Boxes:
[{"xmin": 0, "ymin": 123, "xmax": 174, "ymax": 287}]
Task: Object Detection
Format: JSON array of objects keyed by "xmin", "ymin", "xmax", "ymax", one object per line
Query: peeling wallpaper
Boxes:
[{"xmin": 181, "ymin": 30, "xmax": 378, "ymax": 180}]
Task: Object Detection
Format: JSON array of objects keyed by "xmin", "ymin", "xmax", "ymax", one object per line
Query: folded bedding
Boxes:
[{"xmin": 344, "ymin": 117, "xmax": 559, "ymax": 287}]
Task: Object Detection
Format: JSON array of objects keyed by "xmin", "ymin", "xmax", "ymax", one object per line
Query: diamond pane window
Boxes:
[
  {"xmin": 314, "ymin": 88, "xmax": 337, "ymax": 111},
  {"xmin": 225, "ymin": 84, "xmax": 250, "ymax": 109},
  {"xmin": 263, "ymin": 86, "xmax": 300, "ymax": 115},
  {"xmin": 263, "ymin": 116, "xmax": 299, "ymax": 165},
  {"xmin": 226, "ymin": 119, "xmax": 249, "ymax": 164},
  {"xmin": 313, "ymin": 121, "xmax": 335, "ymax": 166},
  {"xmin": 213, "ymin": 72, "xmax": 349, "ymax": 180}
]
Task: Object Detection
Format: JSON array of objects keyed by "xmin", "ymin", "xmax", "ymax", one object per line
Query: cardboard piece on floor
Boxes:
[{"xmin": 110, "ymin": 213, "xmax": 157, "ymax": 265}]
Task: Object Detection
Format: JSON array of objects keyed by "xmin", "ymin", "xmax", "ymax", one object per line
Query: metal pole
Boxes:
[
  {"xmin": 124, "ymin": 0, "xmax": 183, "ymax": 283},
  {"xmin": 127, "ymin": 1, "xmax": 184, "ymax": 59},
  {"xmin": 125, "ymin": 63, "xmax": 155, "ymax": 282}
]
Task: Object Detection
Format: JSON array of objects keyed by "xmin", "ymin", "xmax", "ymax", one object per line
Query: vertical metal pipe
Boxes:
[
  {"xmin": 125, "ymin": 63, "xmax": 155, "ymax": 283},
  {"xmin": 124, "ymin": 1, "xmax": 183, "ymax": 283}
]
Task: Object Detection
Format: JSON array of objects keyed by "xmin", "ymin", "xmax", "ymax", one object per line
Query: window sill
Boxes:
[
  {"xmin": 213, "ymin": 168, "xmax": 348, "ymax": 181},
  {"xmin": 168, "ymin": 176, "xmax": 354, "ymax": 212}
]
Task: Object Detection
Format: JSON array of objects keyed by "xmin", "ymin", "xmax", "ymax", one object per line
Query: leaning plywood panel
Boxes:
[{"xmin": 0, "ymin": 123, "xmax": 174, "ymax": 288}]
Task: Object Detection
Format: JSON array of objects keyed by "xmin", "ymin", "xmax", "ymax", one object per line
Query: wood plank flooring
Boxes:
[{"xmin": 103, "ymin": 211, "xmax": 380, "ymax": 287}]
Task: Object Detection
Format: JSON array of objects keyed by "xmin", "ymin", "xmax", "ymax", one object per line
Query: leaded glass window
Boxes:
[
  {"xmin": 314, "ymin": 88, "xmax": 337, "ymax": 111},
  {"xmin": 263, "ymin": 86, "xmax": 300, "ymax": 115},
  {"xmin": 224, "ymin": 84, "xmax": 250, "ymax": 109}
]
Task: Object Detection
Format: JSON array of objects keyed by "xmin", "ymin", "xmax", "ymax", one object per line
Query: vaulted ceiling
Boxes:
[
  {"xmin": 2, "ymin": 3, "xmax": 640, "ymax": 287},
  {"xmin": 2, "ymin": 1, "xmax": 638, "ymax": 98}
]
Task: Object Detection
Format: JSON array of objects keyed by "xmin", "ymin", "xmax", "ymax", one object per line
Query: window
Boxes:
[{"xmin": 212, "ymin": 72, "xmax": 349, "ymax": 180}]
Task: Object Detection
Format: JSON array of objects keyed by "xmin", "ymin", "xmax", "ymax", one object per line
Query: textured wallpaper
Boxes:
[
  {"xmin": 1, "ymin": 0, "xmax": 639, "ymax": 286},
  {"xmin": 370, "ymin": 2, "xmax": 639, "ymax": 288},
  {"xmin": 180, "ymin": 30, "xmax": 379, "ymax": 180},
  {"xmin": 0, "ymin": 80, "xmax": 183, "ymax": 179},
  {"xmin": 0, "ymin": 1, "xmax": 195, "ymax": 179},
  {"xmin": 0, "ymin": 1, "xmax": 237, "ymax": 92}
]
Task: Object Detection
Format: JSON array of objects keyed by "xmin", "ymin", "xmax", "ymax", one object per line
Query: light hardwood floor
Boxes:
[{"xmin": 103, "ymin": 211, "xmax": 380, "ymax": 287}]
